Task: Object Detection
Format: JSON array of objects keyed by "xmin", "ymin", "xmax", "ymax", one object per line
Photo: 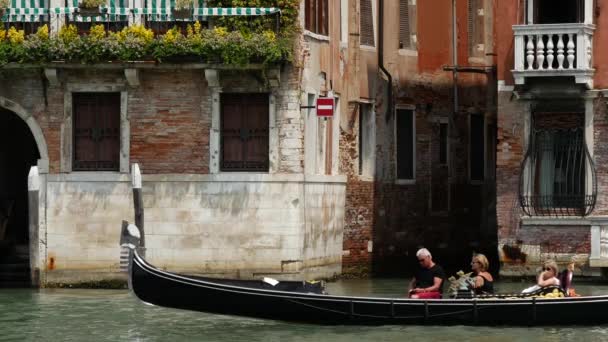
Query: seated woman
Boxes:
[
  {"xmin": 470, "ymin": 254, "xmax": 494, "ymax": 294},
  {"xmin": 522, "ymin": 259, "xmax": 560, "ymax": 294},
  {"xmin": 558, "ymin": 258, "xmax": 577, "ymax": 296}
]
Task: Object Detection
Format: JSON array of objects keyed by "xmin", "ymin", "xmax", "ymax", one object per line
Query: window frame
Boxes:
[
  {"xmin": 219, "ymin": 93, "xmax": 271, "ymax": 173},
  {"xmin": 358, "ymin": 103, "xmax": 376, "ymax": 178},
  {"xmin": 469, "ymin": 113, "xmax": 486, "ymax": 183},
  {"xmin": 395, "ymin": 105, "xmax": 416, "ymax": 183},
  {"xmin": 305, "ymin": 0, "xmax": 329, "ymax": 36},
  {"xmin": 399, "ymin": 0, "xmax": 417, "ymax": 51},
  {"xmin": 62, "ymin": 86, "xmax": 129, "ymax": 174}
]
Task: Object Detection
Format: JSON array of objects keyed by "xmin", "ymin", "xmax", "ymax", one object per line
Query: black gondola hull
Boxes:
[{"xmin": 128, "ymin": 250, "xmax": 608, "ymax": 326}]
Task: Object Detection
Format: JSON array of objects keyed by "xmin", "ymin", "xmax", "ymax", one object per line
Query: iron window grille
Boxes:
[{"xmin": 519, "ymin": 124, "xmax": 596, "ymax": 217}]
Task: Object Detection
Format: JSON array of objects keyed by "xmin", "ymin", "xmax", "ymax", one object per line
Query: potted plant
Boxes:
[
  {"xmin": 78, "ymin": 0, "xmax": 106, "ymax": 16},
  {"xmin": 172, "ymin": 0, "xmax": 193, "ymax": 20},
  {"xmin": 0, "ymin": 0, "xmax": 9, "ymax": 20}
]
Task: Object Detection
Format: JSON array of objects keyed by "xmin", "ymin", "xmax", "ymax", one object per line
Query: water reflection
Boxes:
[{"xmin": 1, "ymin": 279, "xmax": 608, "ymax": 341}]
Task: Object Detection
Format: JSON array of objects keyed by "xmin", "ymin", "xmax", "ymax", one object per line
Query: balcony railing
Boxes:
[{"xmin": 512, "ymin": 23, "xmax": 595, "ymax": 87}]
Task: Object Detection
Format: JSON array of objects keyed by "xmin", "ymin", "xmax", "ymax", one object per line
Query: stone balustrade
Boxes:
[{"xmin": 512, "ymin": 23, "xmax": 595, "ymax": 87}]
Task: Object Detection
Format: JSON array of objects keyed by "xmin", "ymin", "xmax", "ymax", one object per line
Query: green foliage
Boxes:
[
  {"xmin": 0, "ymin": 21, "xmax": 293, "ymax": 66},
  {"xmin": 79, "ymin": 0, "xmax": 106, "ymax": 8},
  {"xmin": 207, "ymin": 0, "xmax": 300, "ymax": 36}
]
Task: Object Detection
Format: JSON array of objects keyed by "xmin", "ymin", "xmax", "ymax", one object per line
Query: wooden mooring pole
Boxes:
[
  {"xmin": 131, "ymin": 164, "xmax": 145, "ymax": 255},
  {"xmin": 27, "ymin": 166, "xmax": 40, "ymax": 287}
]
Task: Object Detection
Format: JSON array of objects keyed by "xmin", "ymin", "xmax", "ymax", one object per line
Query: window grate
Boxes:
[{"xmin": 519, "ymin": 124, "xmax": 597, "ymax": 217}]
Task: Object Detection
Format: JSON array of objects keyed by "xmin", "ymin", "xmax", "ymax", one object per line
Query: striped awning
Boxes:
[
  {"xmin": 2, "ymin": 0, "xmax": 49, "ymax": 22},
  {"xmin": 133, "ymin": 0, "xmax": 204, "ymax": 21},
  {"xmin": 132, "ymin": 3, "xmax": 280, "ymax": 21},
  {"xmin": 195, "ymin": 7, "xmax": 280, "ymax": 16},
  {"xmin": 51, "ymin": 0, "xmax": 129, "ymax": 22}
]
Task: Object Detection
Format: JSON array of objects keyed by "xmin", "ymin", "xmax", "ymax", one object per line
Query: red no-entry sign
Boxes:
[{"xmin": 316, "ymin": 97, "xmax": 335, "ymax": 117}]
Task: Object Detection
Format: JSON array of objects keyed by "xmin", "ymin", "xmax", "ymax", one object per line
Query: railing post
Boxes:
[
  {"xmin": 27, "ymin": 166, "xmax": 40, "ymax": 287},
  {"xmin": 514, "ymin": 32, "xmax": 525, "ymax": 71},
  {"xmin": 131, "ymin": 164, "xmax": 145, "ymax": 256},
  {"xmin": 576, "ymin": 30, "xmax": 588, "ymax": 70}
]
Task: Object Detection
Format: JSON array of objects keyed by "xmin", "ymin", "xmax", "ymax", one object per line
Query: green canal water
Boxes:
[{"xmin": 2, "ymin": 279, "xmax": 608, "ymax": 341}]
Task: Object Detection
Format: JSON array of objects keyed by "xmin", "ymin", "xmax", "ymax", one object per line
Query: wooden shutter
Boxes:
[
  {"xmin": 396, "ymin": 109, "xmax": 414, "ymax": 179},
  {"xmin": 73, "ymin": 93, "xmax": 120, "ymax": 171},
  {"xmin": 221, "ymin": 94, "xmax": 269, "ymax": 172},
  {"xmin": 360, "ymin": 0, "xmax": 375, "ymax": 46},
  {"xmin": 399, "ymin": 0, "xmax": 410, "ymax": 49},
  {"xmin": 468, "ymin": 0, "xmax": 476, "ymax": 55},
  {"xmin": 318, "ymin": 0, "xmax": 328, "ymax": 36},
  {"xmin": 305, "ymin": 0, "xmax": 315, "ymax": 32}
]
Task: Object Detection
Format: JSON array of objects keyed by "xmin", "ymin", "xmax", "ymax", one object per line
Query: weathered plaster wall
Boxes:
[{"xmin": 43, "ymin": 174, "xmax": 345, "ymax": 283}]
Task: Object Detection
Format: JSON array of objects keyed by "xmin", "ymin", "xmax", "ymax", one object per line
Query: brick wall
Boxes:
[{"xmin": 129, "ymin": 70, "xmax": 210, "ymax": 174}]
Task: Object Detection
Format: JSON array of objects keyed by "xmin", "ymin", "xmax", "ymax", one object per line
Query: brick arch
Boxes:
[{"xmin": 0, "ymin": 97, "xmax": 49, "ymax": 172}]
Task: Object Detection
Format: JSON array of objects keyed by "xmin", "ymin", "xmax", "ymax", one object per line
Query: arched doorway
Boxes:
[{"xmin": 0, "ymin": 108, "xmax": 40, "ymax": 287}]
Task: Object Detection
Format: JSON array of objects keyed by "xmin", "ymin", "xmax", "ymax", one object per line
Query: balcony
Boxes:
[{"xmin": 512, "ymin": 23, "xmax": 595, "ymax": 87}]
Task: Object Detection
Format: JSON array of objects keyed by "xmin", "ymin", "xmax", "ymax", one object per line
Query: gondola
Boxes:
[{"xmin": 120, "ymin": 221, "xmax": 608, "ymax": 326}]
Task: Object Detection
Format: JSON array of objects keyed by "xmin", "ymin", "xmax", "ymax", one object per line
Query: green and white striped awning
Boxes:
[
  {"xmin": 132, "ymin": 2, "xmax": 280, "ymax": 21},
  {"xmin": 51, "ymin": 0, "xmax": 129, "ymax": 22},
  {"xmin": 2, "ymin": 0, "xmax": 49, "ymax": 22},
  {"xmin": 195, "ymin": 7, "xmax": 280, "ymax": 16},
  {"xmin": 132, "ymin": 0, "xmax": 204, "ymax": 21}
]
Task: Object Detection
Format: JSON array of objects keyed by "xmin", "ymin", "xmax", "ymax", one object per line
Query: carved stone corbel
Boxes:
[
  {"xmin": 44, "ymin": 68, "xmax": 60, "ymax": 87},
  {"xmin": 124, "ymin": 68, "xmax": 140, "ymax": 87},
  {"xmin": 205, "ymin": 69, "xmax": 220, "ymax": 88}
]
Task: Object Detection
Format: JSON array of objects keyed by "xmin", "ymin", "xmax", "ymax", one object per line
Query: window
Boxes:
[
  {"xmin": 72, "ymin": 93, "xmax": 121, "ymax": 171},
  {"xmin": 396, "ymin": 108, "xmax": 415, "ymax": 180},
  {"xmin": 340, "ymin": 0, "xmax": 348, "ymax": 44},
  {"xmin": 220, "ymin": 93, "xmax": 269, "ymax": 172},
  {"xmin": 360, "ymin": 0, "xmax": 375, "ymax": 46},
  {"xmin": 439, "ymin": 122, "xmax": 448, "ymax": 165},
  {"xmin": 470, "ymin": 114, "xmax": 485, "ymax": 181},
  {"xmin": 359, "ymin": 104, "xmax": 375, "ymax": 177},
  {"xmin": 519, "ymin": 112, "xmax": 596, "ymax": 216},
  {"xmin": 533, "ymin": 0, "xmax": 584, "ymax": 24},
  {"xmin": 305, "ymin": 0, "xmax": 328, "ymax": 36},
  {"xmin": 399, "ymin": 0, "xmax": 417, "ymax": 49},
  {"xmin": 468, "ymin": 0, "xmax": 485, "ymax": 58}
]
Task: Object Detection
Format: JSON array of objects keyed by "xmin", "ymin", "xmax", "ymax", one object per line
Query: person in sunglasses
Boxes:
[
  {"xmin": 470, "ymin": 253, "xmax": 494, "ymax": 295},
  {"xmin": 522, "ymin": 259, "xmax": 561, "ymax": 294},
  {"xmin": 408, "ymin": 248, "xmax": 446, "ymax": 299}
]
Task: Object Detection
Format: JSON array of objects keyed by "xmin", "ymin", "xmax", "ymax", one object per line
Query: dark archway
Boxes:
[{"xmin": 0, "ymin": 109, "xmax": 40, "ymax": 287}]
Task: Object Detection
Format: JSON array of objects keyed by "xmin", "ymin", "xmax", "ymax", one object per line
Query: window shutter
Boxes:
[
  {"xmin": 468, "ymin": 0, "xmax": 485, "ymax": 57},
  {"xmin": 468, "ymin": 0, "xmax": 475, "ymax": 55},
  {"xmin": 73, "ymin": 93, "xmax": 120, "ymax": 171},
  {"xmin": 396, "ymin": 109, "xmax": 414, "ymax": 179},
  {"xmin": 221, "ymin": 94, "xmax": 269, "ymax": 172},
  {"xmin": 399, "ymin": 0, "xmax": 411, "ymax": 49},
  {"xmin": 360, "ymin": 0, "xmax": 375, "ymax": 46},
  {"xmin": 305, "ymin": 0, "xmax": 315, "ymax": 32}
]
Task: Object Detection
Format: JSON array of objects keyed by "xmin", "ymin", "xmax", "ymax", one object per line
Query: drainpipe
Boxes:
[{"xmin": 378, "ymin": 0, "xmax": 393, "ymax": 122}]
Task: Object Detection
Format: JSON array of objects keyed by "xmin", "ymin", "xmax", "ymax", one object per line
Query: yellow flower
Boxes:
[
  {"xmin": 263, "ymin": 30, "xmax": 276, "ymax": 42},
  {"xmin": 36, "ymin": 25, "xmax": 49, "ymax": 41},
  {"xmin": 162, "ymin": 27, "xmax": 182, "ymax": 44},
  {"xmin": 213, "ymin": 26, "xmax": 228, "ymax": 38},
  {"xmin": 186, "ymin": 24, "xmax": 194, "ymax": 38},
  {"xmin": 59, "ymin": 24, "xmax": 79, "ymax": 43},
  {"xmin": 89, "ymin": 24, "xmax": 106, "ymax": 41},
  {"xmin": 0, "ymin": 29, "xmax": 6, "ymax": 41},
  {"xmin": 7, "ymin": 27, "xmax": 25, "ymax": 44},
  {"xmin": 193, "ymin": 21, "xmax": 202, "ymax": 35}
]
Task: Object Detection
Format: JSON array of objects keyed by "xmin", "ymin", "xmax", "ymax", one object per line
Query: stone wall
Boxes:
[{"xmin": 42, "ymin": 173, "xmax": 345, "ymax": 284}]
